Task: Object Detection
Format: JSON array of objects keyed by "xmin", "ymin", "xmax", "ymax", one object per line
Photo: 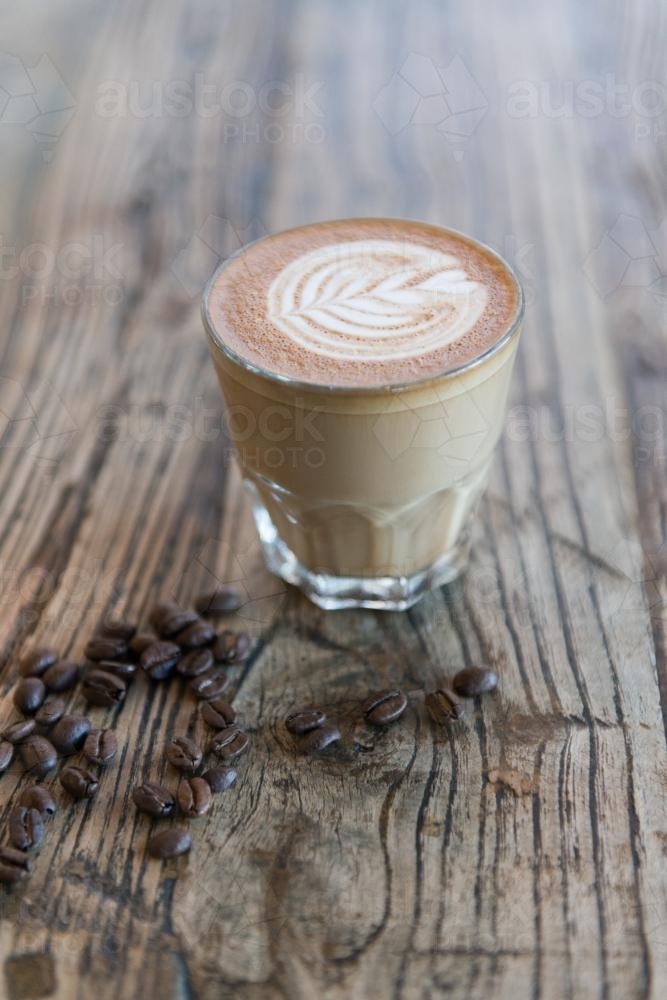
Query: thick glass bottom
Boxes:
[{"xmin": 249, "ymin": 488, "xmax": 471, "ymax": 611}]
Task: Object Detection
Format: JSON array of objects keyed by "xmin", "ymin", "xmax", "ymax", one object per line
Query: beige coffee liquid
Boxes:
[{"xmin": 204, "ymin": 219, "xmax": 523, "ymax": 590}]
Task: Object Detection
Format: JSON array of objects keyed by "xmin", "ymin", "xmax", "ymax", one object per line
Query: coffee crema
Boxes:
[{"xmin": 207, "ymin": 218, "xmax": 520, "ymax": 388}]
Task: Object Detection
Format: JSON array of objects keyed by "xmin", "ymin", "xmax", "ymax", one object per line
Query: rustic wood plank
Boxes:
[{"xmin": 1, "ymin": 1, "xmax": 666, "ymax": 998}]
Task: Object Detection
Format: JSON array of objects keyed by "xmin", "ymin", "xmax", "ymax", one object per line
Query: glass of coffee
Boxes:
[{"xmin": 202, "ymin": 219, "xmax": 524, "ymax": 611}]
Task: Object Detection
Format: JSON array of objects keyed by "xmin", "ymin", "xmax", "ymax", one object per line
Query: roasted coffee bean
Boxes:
[
  {"xmin": 189, "ymin": 668, "xmax": 230, "ymax": 701},
  {"xmin": 425, "ymin": 688, "xmax": 465, "ymax": 724},
  {"xmin": 100, "ymin": 618, "xmax": 137, "ymax": 641},
  {"xmin": 8, "ymin": 806, "xmax": 43, "ymax": 851},
  {"xmin": 202, "ymin": 766, "xmax": 238, "ymax": 793},
  {"xmin": 13, "ymin": 677, "xmax": 46, "ymax": 715},
  {"xmin": 207, "ymin": 726, "xmax": 249, "ymax": 761},
  {"xmin": 20, "ymin": 647, "xmax": 58, "ymax": 678},
  {"xmin": 60, "ymin": 765, "xmax": 99, "ymax": 799},
  {"xmin": 298, "ymin": 723, "xmax": 341, "ymax": 755},
  {"xmin": 177, "ymin": 620, "xmax": 216, "ymax": 650},
  {"xmin": 97, "ymin": 659, "xmax": 137, "ymax": 681},
  {"xmin": 19, "ymin": 786, "xmax": 57, "ymax": 817},
  {"xmin": 452, "ymin": 666, "xmax": 498, "ymax": 698},
  {"xmin": 43, "ymin": 660, "xmax": 79, "ymax": 693},
  {"xmin": 285, "ymin": 708, "xmax": 326, "ymax": 735},
  {"xmin": 177, "ymin": 776, "xmax": 212, "ymax": 818},
  {"xmin": 35, "ymin": 696, "xmax": 67, "ymax": 728},
  {"xmin": 140, "ymin": 641, "xmax": 181, "ymax": 680},
  {"xmin": 201, "ymin": 698, "xmax": 236, "ymax": 729},
  {"xmin": 85, "ymin": 636, "xmax": 128, "ymax": 661},
  {"xmin": 3, "ymin": 720, "xmax": 36, "ymax": 744},
  {"xmin": 129, "ymin": 632, "xmax": 157, "ymax": 657},
  {"xmin": 84, "ymin": 729, "xmax": 118, "ymax": 766},
  {"xmin": 19, "ymin": 735, "xmax": 57, "ymax": 778},
  {"xmin": 150, "ymin": 601, "xmax": 198, "ymax": 638},
  {"xmin": 213, "ymin": 629, "xmax": 251, "ymax": 664},
  {"xmin": 50, "ymin": 714, "xmax": 91, "ymax": 755},
  {"xmin": 82, "ymin": 669, "xmax": 127, "ymax": 708},
  {"xmin": 363, "ymin": 689, "xmax": 408, "ymax": 726},
  {"xmin": 147, "ymin": 828, "xmax": 191, "ymax": 860},
  {"xmin": 0, "ymin": 845, "xmax": 32, "ymax": 884},
  {"xmin": 195, "ymin": 586, "xmax": 243, "ymax": 616},
  {"xmin": 177, "ymin": 648, "xmax": 214, "ymax": 678},
  {"xmin": 0, "ymin": 740, "xmax": 14, "ymax": 772},
  {"xmin": 132, "ymin": 782, "xmax": 176, "ymax": 818},
  {"xmin": 164, "ymin": 736, "xmax": 203, "ymax": 772}
]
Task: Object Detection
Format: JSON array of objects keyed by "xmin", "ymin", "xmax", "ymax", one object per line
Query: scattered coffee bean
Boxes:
[
  {"xmin": 150, "ymin": 601, "xmax": 198, "ymax": 638},
  {"xmin": 96, "ymin": 659, "xmax": 137, "ymax": 681},
  {"xmin": 362, "ymin": 689, "xmax": 408, "ymax": 726},
  {"xmin": 100, "ymin": 618, "xmax": 137, "ymax": 641},
  {"xmin": 19, "ymin": 648, "xmax": 58, "ymax": 678},
  {"xmin": 298, "ymin": 723, "xmax": 342, "ymax": 755},
  {"xmin": 8, "ymin": 806, "xmax": 43, "ymax": 851},
  {"xmin": 82, "ymin": 669, "xmax": 127, "ymax": 708},
  {"xmin": 19, "ymin": 786, "xmax": 57, "ymax": 817},
  {"xmin": 85, "ymin": 636, "xmax": 129, "ymax": 661},
  {"xmin": 164, "ymin": 736, "xmax": 203, "ymax": 772},
  {"xmin": 60, "ymin": 765, "xmax": 99, "ymax": 799},
  {"xmin": 2, "ymin": 720, "xmax": 36, "ymax": 744},
  {"xmin": 425, "ymin": 688, "xmax": 465, "ymax": 724},
  {"xmin": 452, "ymin": 666, "xmax": 498, "ymax": 698},
  {"xmin": 177, "ymin": 776, "xmax": 212, "ymax": 818},
  {"xmin": 84, "ymin": 729, "xmax": 118, "ymax": 766},
  {"xmin": 285, "ymin": 708, "xmax": 326, "ymax": 735},
  {"xmin": 189, "ymin": 668, "xmax": 230, "ymax": 701},
  {"xmin": 13, "ymin": 678, "xmax": 46, "ymax": 715},
  {"xmin": 147, "ymin": 828, "xmax": 191, "ymax": 860},
  {"xmin": 19, "ymin": 735, "xmax": 57, "ymax": 778},
  {"xmin": 201, "ymin": 698, "xmax": 236, "ymax": 729},
  {"xmin": 202, "ymin": 766, "xmax": 237, "ymax": 793},
  {"xmin": 177, "ymin": 620, "xmax": 215, "ymax": 650},
  {"xmin": 208, "ymin": 726, "xmax": 249, "ymax": 761},
  {"xmin": 0, "ymin": 845, "xmax": 32, "ymax": 884},
  {"xmin": 35, "ymin": 696, "xmax": 67, "ymax": 728},
  {"xmin": 132, "ymin": 782, "xmax": 176, "ymax": 818},
  {"xmin": 195, "ymin": 586, "xmax": 243, "ymax": 616},
  {"xmin": 0, "ymin": 740, "xmax": 14, "ymax": 772},
  {"xmin": 51, "ymin": 714, "xmax": 91, "ymax": 755},
  {"xmin": 140, "ymin": 641, "xmax": 181, "ymax": 680},
  {"xmin": 177, "ymin": 648, "xmax": 214, "ymax": 678},
  {"xmin": 43, "ymin": 660, "xmax": 79, "ymax": 693},
  {"xmin": 213, "ymin": 629, "xmax": 251, "ymax": 664},
  {"xmin": 129, "ymin": 632, "xmax": 157, "ymax": 657}
]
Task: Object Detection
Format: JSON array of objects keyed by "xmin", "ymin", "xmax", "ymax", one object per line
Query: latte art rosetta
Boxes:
[{"xmin": 266, "ymin": 240, "xmax": 488, "ymax": 362}]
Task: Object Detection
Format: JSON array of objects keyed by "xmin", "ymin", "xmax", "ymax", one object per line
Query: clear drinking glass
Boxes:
[{"xmin": 202, "ymin": 223, "xmax": 524, "ymax": 611}]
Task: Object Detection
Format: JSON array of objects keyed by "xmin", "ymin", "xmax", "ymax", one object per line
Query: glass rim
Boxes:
[{"xmin": 201, "ymin": 217, "xmax": 525, "ymax": 395}]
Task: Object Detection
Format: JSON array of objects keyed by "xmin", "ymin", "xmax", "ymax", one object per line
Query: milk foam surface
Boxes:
[{"xmin": 207, "ymin": 219, "xmax": 520, "ymax": 387}]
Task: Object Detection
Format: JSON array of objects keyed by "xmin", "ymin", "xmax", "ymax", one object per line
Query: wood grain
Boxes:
[{"xmin": 1, "ymin": 1, "xmax": 666, "ymax": 998}]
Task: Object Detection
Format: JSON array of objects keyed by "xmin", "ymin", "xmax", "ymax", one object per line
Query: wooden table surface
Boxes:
[{"xmin": 1, "ymin": 1, "xmax": 666, "ymax": 998}]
